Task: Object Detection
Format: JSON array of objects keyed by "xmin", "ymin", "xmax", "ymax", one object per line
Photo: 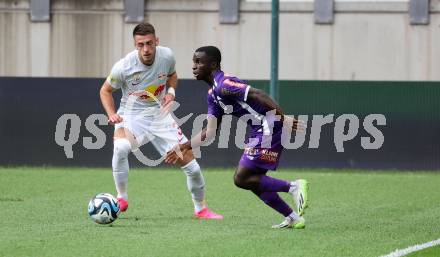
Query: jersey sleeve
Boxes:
[
  {"xmin": 106, "ymin": 61, "xmax": 124, "ymax": 90},
  {"xmin": 207, "ymin": 90, "xmax": 224, "ymax": 118},
  {"xmin": 168, "ymin": 51, "xmax": 176, "ymax": 75},
  {"xmin": 217, "ymin": 78, "xmax": 251, "ymax": 102},
  {"xmin": 161, "ymin": 47, "xmax": 176, "ymax": 76}
]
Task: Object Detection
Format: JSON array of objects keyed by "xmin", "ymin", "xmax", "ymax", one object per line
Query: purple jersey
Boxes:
[
  {"xmin": 206, "ymin": 70, "xmax": 284, "ymax": 170},
  {"xmin": 207, "ymin": 71, "xmax": 278, "ymax": 134}
]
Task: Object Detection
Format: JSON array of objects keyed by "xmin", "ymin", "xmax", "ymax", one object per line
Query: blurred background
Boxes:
[
  {"xmin": 1, "ymin": 0, "xmax": 439, "ymax": 80},
  {"xmin": 0, "ymin": 0, "xmax": 439, "ymax": 169}
]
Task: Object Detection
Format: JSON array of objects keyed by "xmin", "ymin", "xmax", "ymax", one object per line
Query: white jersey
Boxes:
[{"xmin": 106, "ymin": 46, "xmax": 175, "ymax": 115}]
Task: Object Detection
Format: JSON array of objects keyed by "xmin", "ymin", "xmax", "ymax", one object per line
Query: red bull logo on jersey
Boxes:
[{"xmin": 128, "ymin": 84, "xmax": 165, "ymax": 101}]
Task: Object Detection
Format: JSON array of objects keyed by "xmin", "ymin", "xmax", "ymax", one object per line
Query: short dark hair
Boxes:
[
  {"xmin": 196, "ymin": 46, "xmax": 222, "ymax": 67},
  {"xmin": 133, "ymin": 22, "xmax": 155, "ymax": 37}
]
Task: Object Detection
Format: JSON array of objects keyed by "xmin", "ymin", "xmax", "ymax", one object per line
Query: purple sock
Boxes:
[
  {"xmin": 259, "ymin": 192, "xmax": 293, "ymax": 217},
  {"xmin": 258, "ymin": 175, "xmax": 291, "ymax": 193}
]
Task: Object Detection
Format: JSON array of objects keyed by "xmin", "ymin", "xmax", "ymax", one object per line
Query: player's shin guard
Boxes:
[
  {"xmin": 112, "ymin": 138, "xmax": 131, "ymax": 200},
  {"xmin": 181, "ymin": 159, "xmax": 205, "ymax": 212}
]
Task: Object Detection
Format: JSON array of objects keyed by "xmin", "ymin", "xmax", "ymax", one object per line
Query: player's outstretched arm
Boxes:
[
  {"xmin": 100, "ymin": 81, "xmax": 123, "ymax": 125},
  {"xmin": 164, "ymin": 116, "xmax": 221, "ymax": 164},
  {"xmin": 188, "ymin": 115, "xmax": 221, "ymax": 149},
  {"xmin": 247, "ymin": 88, "xmax": 303, "ymax": 131},
  {"xmin": 247, "ymin": 88, "xmax": 284, "ymax": 116}
]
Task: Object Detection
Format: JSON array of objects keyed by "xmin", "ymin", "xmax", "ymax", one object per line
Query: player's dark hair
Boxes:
[
  {"xmin": 196, "ymin": 46, "xmax": 222, "ymax": 67},
  {"xmin": 133, "ymin": 22, "xmax": 155, "ymax": 37}
]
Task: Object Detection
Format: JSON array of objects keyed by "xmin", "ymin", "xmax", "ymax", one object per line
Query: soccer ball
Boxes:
[{"xmin": 88, "ymin": 193, "xmax": 120, "ymax": 224}]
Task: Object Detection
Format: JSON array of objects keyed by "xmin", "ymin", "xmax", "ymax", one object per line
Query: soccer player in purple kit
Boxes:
[{"xmin": 165, "ymin": 46, "xmax": 309, "ymax": 229}]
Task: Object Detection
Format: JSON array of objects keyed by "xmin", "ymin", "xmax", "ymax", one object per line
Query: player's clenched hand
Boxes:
[
  {"xmin": 160, "ymin": 93, "xmax": 175, "ymax": 116},
  {"xmin": 165, "ymin": 144, "xmax": 189, "ymax": 164},
  {"xmin": 284, "ymin": 116, "xmax": 305, "ymax": 132},
  {"xmin": 161, "ymin": 93, "xmax": 175, "ymax": 109},
  {"xmin": 108, "ymin": 113, "xmax": 123, "ymax": 125},
  {"xmin": 292, "ymin": 118, "xmax": 306, "ymax": 132},
  {"xmin": 161, "ymin": 93, "xmax": 175, "ymax": 106}
]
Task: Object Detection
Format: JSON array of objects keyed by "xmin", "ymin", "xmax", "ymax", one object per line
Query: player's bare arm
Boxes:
[
  {"xmin": 162, "ymin": 71, "xmax": 177, "ymax": 108},
  {"xmin": 247, "ymin": 87, "xmax": 303, "ymax": 131},
  {"xmin": 165, "ymin": 116, "xmax": 221, "ymax": 164},
  {"xmin": 99, "ymin": 81, "xmax": 123, "ymax": 125}
]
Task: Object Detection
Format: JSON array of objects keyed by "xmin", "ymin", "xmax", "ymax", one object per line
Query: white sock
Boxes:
[
  {"xmin": 193, "ymin": 199, "xmax": 205, "ymax": 213},
  {"xmin": 288, "ymin": 211, "xmax": 301, "ymax": 221},
  {"xmin": 113, "ymin": 172, "xmax": 128, "ymax": 200},
  {"xmin": 112, "ymin": 138, "xmax": 131, "ymax": 200},
  {"xmin": 181, "ymin": 159, "xmax": 206, "ymax": 212},
  {"xmin": 288, "ymin": 180, "xmax": 299, "ymax": 194}
]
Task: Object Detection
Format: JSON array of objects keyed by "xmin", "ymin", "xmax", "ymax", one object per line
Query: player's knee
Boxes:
[
  {"xmin": 233, "ymin": 173, "xmax": 248, "ymax": 189},
  {"xmin": 113, "ymin": 138, "xmax": 131, "ymax": 159}
]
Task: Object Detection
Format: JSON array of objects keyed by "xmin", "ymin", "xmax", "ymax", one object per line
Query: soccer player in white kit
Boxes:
[{"xmin": 99, "ymin": 23, "xmax": 222, "ymax": 219}]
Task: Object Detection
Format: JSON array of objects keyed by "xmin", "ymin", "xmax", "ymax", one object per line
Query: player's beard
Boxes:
[
  {"xmin": 144, "ymin": 55, "xmax": 154, "ymax": 65},
  {"xmin": 139, "ymin": 51, "xmax": 155, "ymax": 66}
]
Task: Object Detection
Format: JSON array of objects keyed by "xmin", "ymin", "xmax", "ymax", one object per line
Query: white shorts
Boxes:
[{"xmin": 115, "ymin": 112, "xmax": 188, "ymax": 156}]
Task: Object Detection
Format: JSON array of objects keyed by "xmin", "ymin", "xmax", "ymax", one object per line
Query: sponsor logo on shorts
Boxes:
[
  {"xmin": 244, "ymin": 148, "xmax": 279, "ymax": 163},
  {"xmin": 259, "ymin": 149, "xmax": 279, "ymax": 163}
]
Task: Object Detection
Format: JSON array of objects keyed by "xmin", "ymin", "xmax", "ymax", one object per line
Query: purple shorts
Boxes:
[{"xmin": 239, "ymin": 125, "xmax": 283, "ymax": 171}]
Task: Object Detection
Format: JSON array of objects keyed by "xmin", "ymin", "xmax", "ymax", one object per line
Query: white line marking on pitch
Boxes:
[{"xmin": 380, "ymin": 238, "xmax": 440, "ymax": 257}]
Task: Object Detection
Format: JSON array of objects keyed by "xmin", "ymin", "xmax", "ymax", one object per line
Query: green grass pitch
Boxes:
[{"xmin": 0, "ymin": 167, "xmax": 439, "ymax": 257}]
